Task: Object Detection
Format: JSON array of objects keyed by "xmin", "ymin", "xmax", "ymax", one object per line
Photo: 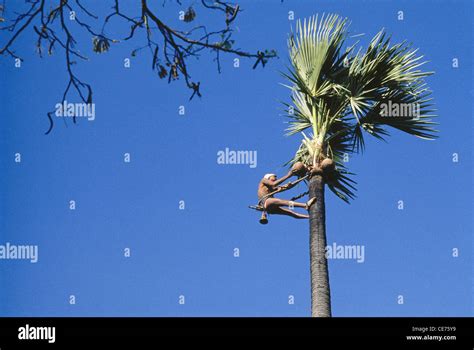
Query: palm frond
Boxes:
[{"xmin": 282, "ymin": 14, "xmax": 437, "ymax": 203}]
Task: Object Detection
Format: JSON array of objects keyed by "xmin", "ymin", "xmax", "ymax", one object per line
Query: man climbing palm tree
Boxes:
[{"xmin": 257, "ymin": 168, "xmax": 317, "ymax": 219}]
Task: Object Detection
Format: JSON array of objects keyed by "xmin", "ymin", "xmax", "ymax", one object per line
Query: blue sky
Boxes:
[{"xmin": 0, "ymin": 0, "xmax": 472, "ymax": 316}]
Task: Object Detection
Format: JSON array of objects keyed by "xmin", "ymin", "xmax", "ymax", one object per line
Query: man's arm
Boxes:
[
  {"xmin": 262, "ymin": 170, "xmax": 295, "ymax": 188},
  {"xmin": 273, "ymin": 171, "xmax": 293, "ymax": 186}
]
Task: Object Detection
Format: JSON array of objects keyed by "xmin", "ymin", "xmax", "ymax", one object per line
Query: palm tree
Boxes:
[{"xmin": 282, "ymin": 14, "xmax": 437, "ymax": 317}]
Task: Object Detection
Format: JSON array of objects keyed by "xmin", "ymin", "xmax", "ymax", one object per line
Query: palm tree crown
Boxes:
[{"xmin": 283, "ymin": 14, "xmax": 437, "ymax": 202}]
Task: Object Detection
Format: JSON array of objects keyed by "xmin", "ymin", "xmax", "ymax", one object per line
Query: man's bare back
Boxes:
[{"xmin": 257, "ymin": 178, "xmax": 274, "ymax": 200}]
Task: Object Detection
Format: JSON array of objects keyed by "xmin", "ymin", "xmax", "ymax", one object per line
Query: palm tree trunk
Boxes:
[{"xmin": 308, "ymin": 174, "xmax": 332, "ymax": 317}]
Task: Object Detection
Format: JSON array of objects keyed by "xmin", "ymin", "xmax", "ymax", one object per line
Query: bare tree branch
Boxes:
[{"xmin": 1, "ymin": 0, "xmax": 278, "ymax": 134}]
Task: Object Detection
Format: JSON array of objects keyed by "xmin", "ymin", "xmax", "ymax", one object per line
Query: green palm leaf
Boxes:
[{"xmin": 283, "ymin": 14, "xmax": 437, "ymax": 203}]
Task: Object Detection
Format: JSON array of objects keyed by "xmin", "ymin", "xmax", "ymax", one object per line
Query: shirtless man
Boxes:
[{"xmin": 257, "ymin": 169, "xmax": 316, "ymax": 219}]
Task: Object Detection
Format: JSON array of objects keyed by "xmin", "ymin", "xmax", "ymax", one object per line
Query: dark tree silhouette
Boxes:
[{"xmin": 0, "ymin": 0, "xmax": 277, "ymax": 134}]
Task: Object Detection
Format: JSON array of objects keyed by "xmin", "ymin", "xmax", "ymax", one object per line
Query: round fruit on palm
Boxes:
[{"xmin": 291, "ymin": 161, "xmax": 307, "ymax": 176}]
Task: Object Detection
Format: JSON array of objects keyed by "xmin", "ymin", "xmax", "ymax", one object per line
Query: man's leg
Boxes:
[
  {"xmin": 266, "ymin": 198, "xmax": 305, "ymax": 208},
  {"xmin": 265, "ymin": 197, "xmax": 316, "ymax": 210},
  {"xmin": 272, "ymin": 207, "xmax": 309, "ymax": 219}
]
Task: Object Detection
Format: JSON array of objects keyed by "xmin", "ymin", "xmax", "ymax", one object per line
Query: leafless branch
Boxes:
[{"xmin": 1, "ymin": 0, "xmax": 277, "ymax": 134}]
